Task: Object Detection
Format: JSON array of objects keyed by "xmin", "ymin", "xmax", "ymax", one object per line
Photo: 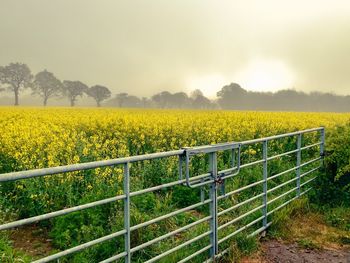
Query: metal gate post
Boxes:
[
  {"xmin": 262, "ymin": 141, "xmax": 268, "ymax": 228},
  {"xmin": 209, "ymin": 152, "xmax": 218, "ymax": 260},
  {"xmin": 296, "ymin": 134, "xmax": 302, "ymax": 196},
  {"xmin": 320, "ymin": 127, "xmax": 325, "ymax": 165},
  {"xmin": 124, "ymin": 163, "xmax": 131, "ymax": 263}
]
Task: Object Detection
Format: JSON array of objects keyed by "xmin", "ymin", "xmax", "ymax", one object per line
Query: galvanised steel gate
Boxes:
[{"xmin": 0, "ymin": 127, "xmax": 325, "ymax": 262}]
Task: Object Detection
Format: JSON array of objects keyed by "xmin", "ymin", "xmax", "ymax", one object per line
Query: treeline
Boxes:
[
  {"xmin": 0, "ymin": 63, "xmax": 111, "ymax": 107},
  {"xmin": 0, "ymin": 62, "xmax": 215, "ymax": 108},
  {"xmin": 217, "ymin": 83, "xmax": 350, "ymax": 112},
  {"xmin": 106, "ymin": 89, "xmax": 214, "ymax": 109},
  {"xmin": 1, "ymin": 62, "xmax": 350, "ymax": 111}
]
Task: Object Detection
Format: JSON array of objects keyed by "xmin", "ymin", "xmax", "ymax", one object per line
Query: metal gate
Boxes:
[{"xmin": 0, "ymin": 127, "xmax": 325, "ymax": 262}]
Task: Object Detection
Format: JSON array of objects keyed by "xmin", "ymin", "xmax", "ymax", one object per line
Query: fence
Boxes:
[{"xmin": 0, "ymin": 127, "xmax": 325, "ymax": 262}]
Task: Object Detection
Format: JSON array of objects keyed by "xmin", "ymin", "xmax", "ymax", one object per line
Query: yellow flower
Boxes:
[{"xmin": 248, "ymin": 149, "xmax": 257, "ymax": 155}]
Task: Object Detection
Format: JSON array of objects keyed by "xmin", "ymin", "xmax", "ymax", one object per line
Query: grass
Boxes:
[
  {"xmin": 297, "ymin": 239, "xmax": 321, "ymax": 250},
  {"xmin": 224, "ymin": 235, "xmax": 259, "ymax": 263},
  {"xmin": 323, "ymin": 206, "xmax": 350, "ymax": 231},
  {"xmin": 0, "ymin": 237, "xmax": 31, "ymax": 263},
  {"xmin": 0, "ymin": 205, "xmax": 31, "ymax": 263},
  {"xmin": 267, "ymin": 198, "xmax": 350, "ymax": 251}
]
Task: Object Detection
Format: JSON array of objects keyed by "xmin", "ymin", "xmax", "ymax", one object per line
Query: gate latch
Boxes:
[{"xmin": 181, "ymin": 142, "xmax": 241, "ymax": 188}]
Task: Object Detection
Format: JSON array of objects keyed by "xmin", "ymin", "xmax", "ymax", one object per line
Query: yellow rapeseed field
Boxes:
[
  {"xmin": 1, "ymin": 107, "xmax": 350, "ymax": 262},
  {"xmin": 1, "ymin": 107, "xmax": 349, "ymax": 172}
]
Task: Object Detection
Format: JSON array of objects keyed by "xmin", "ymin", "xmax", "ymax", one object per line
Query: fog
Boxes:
[{"xmin": 1, "ymin": 0, "xmax": 350, "ymax": 99}]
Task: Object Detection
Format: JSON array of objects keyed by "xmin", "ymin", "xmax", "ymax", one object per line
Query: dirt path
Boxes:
[
  {"xmin": 263, "ymin": 240, "xmax": 349, "ymax": 263},
  {"xmin": 244, "ymin": 240, "xmax": 350, "ymax": 263},
  {"xmin": 10, "ymin": 225, "xmax": 53, "ymax": 258}
]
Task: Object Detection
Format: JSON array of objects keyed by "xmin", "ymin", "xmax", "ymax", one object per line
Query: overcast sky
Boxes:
[{"xmin": 1, "ymin": 0, "xmax": 350, "ymax": 98}]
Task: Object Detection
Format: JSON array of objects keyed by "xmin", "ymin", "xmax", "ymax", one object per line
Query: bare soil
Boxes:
[
  {"xmin": 243, "ymin": 211, "xmax": 350, "ymax": 263},
  {"xmin": 249, "ymin": 239, "xmax": 350, "ymax": 263},
  {"xmin": 10, "ymin": 225, "xmax": 53, "ymax": 258}
]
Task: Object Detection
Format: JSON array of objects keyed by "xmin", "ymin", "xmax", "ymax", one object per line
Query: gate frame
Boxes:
[{"xmin": 0, "ymin": 127, "xmax": 325, "ymax": 263}]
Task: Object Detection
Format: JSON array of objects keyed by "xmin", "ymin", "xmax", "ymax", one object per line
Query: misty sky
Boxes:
[{"xmin": 1, "ymin": 0, "xmax": 350, "ymax": 98}]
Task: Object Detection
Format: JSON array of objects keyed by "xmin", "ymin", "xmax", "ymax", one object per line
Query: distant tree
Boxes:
[
  {"xmin": 193, "ymin": 94, "xmax": 212, "ymax": 109},
  {"xmin": 274, "ymin": 89, "xmax": 305, "ymax": 111},
  {"xmin": 62, "ymin": 80, "xmax": 88, "ymax": 107},
  {"xmin": 0, "ymin": 62, "xmax": 33, "ymax": 105},
  {"xmin": 172, "ymin": 92, "xmax": 189, "ymax": 108},
  {"xmin": 32, "ymin": 70, "xmax": 62, "ymax": 106},
  {"xmin": 108, "ymin": 93, "xmax": 143, "ymax": 108},
  {"xmin": 152, "ymin": 91, "xmax": 172, "ymax": 108},
  {"xmin": 86, "ymin": 85, "xmax": 111, "ymax": 107},
  {"xmin": 141, "ymin": 97, "xmax": 151, "ymax": 108},
  {"xmin": 217, "ymin": 83, "xmax": 246, "ymax": 109},
  {"xmin": 115, "ymin": 93, "xmax": 129, "ymax": 107},
  {"xmin": 190, "ymin": 89, "xmax": 204, "ymax": 99},
  {"xmin": 190, "ymin": 89, "xmax": 212, "ymax": 109},
  {"xmin": 123, "ymin": 95, "xmax": 141, "ymax": 108}
]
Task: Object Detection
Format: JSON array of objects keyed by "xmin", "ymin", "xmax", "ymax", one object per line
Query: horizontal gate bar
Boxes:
[
  {"xmin": 99, "ymin": 251, "xmax": 127, "ymax": 263},
  {"xmin": 32, "ymin": 229, "xmax": 127, "ymax": 263},
  {"xmin": 0, "ymin": 195, "xmax": 125, "ymax": 231},
  {"xmin": 221, "ymin": 179, "xmax": 265, "ymax": 198},
  {"xmin": 206, "ymin": 221, "xmax": 273, "ymax": 263},
  {"xmin": 0, "ymin": 173, "xmax": 212, "ymax": 231},
  {"xmin": 101, "ymin": 215, "xmax": 212, "ymax": 263},
  {"xmin": 267, "ymin": 177, "xmax": 298, "ymax": 194},
  {"xmin": 0, "ymin": 150, "xmax": 185, "ymax": 182},
  {"xmin": 177, "ymin": 244, "xmax": 212, "ymax": 263},
  {"xmin": 218, "ymin": 215, "xmax": 265, "ymax": 244},
  {"xmin": 266, "ymin": 188, "xmax": 312, "ymax": 217},
  {"xmin": 267, "ymin": 149, "xmax": 299, "ymax": 161},
  {"xmin": 144, "ymin": 230, "xmax": 212, "ymax": 263},
  {"xmin": 239, "ymin": 127, "xmax": 323, "ymax": 145},
  {"xmin": 217, "ymin": 192, "xmax": 265, "ymax": 214},
  {"xmin": 301, "ymin": 142, "xmax": 322, "ymax": 150},
  {"xmin": 130, "ymin": 199, "xmax": 212, "ymax": 232},
  {"xmin": 130, "ymin": 216, "xmax": 211, "ymax": 254},
  {"xmin": 218, "ymin": 204, "xmax": 265, "ymax": 231},
  {"xmin": 30, "ymin": 199, "xmax": 212, "ymax": 263},
  {"xmin": 267, "ymin": 186, "xmax": 298, "ymax": 205}
]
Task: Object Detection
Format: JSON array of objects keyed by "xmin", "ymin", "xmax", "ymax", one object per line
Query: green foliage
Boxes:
[
  {"xmin": 312, "ymin": 124, "xmax": 350, "ymax": 205},
  {"xmin": 0, "ymin": 203, "xmax": 31, "ymax": 263},
  {"xmin": 297, "ymin": 238, "xmax": 321, "ymax": 250},
  {"xmin": 0, "ymin": 237, "xmax": 31, "ymax": 263},
  {"xmin": 225, "ymin": 234, "xmax": 259, "ymax": 263},
  {"xmin": 235, "ymin": 235, "xmax": 259, "ymax": 256},
  {"xmin": 323, "ymin": 206, "xmax": 350, "ymax": 231},
  {"xmin": 268, "ymin": 198, "xmax": 309, "ymax": 239}
]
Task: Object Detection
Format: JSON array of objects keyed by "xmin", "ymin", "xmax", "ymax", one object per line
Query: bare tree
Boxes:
[
  {"xmin": 0, "ymin": 62, "xmax": 32, "ymax": 105},
  {"xmin": 86, "ymin": 85, "xmax": 111, "ymax": 107},
  {"xmin": 32, "ymin": 70, "xmax": 62, "ymax": 106},
  {"xmin": 62, "ymin": 80, "xmax": 88, "ymax": 107}
]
